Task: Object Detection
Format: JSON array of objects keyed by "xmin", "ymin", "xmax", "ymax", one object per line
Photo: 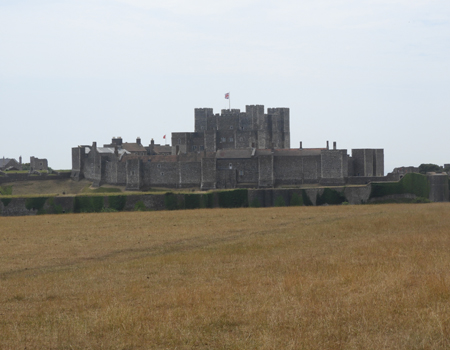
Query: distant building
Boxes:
[
  {"xmin": 0, "ymin": 156, "xmax": 22, "ymax": 171},
  {"xmin": 30, "ymin": 157, "xmax": 48, "ymax": 172},
  {"xmin": 71, "ymin": 105, "xmax": 385, "ymax": 190}
]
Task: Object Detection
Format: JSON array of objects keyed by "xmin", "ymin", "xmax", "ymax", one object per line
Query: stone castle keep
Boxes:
[{"xmin": 71, "ymin": 105, "xmax": 385, "ymax": 190}]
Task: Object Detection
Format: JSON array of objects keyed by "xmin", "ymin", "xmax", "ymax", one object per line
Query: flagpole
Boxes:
[{"xmin": 229, "ymin": 92, "xmax": 231, "ymax": 110}]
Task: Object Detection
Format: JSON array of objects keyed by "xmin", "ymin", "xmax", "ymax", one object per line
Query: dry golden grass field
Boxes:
[{"xmin": 1, "ymin": 204, "xmax": 450, "ymax": 349}]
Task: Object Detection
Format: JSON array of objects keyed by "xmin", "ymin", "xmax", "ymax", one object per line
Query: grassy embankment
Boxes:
[{"xmin": 1, "ymin": 204, "xmax": 450, "ymax": 349}]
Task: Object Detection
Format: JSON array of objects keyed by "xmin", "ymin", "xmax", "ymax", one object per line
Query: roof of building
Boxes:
[
  {"xmin": 122, "ymin": 142, "xmax": 147, "ymax": 153},
  {"xmin": 0, "ymin": 158, "xmax": 13, "ymax": 167},
  {"xmin": 152, "ymin": 145, "xmax": 172, "ymax": 154}
]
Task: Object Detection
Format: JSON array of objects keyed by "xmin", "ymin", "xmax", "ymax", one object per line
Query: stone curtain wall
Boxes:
[
  {"xmin": 0, "ymin": 172, "xmax": 71, "ymax": 184},
  {"xmin": 1, "ymin": 176, "xmax": 448, "ymax": 217}
]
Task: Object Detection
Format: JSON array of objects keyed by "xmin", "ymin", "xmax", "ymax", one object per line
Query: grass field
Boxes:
[{"xmin": 1, "ymin": 204, "xmax": 450, "ymax": 349}]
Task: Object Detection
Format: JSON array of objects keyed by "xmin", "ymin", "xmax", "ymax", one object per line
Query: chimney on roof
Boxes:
[
  {"xmin": 300, "ymin": 141, "xmax": 302, "ymax": 150},
  {"xmin": 326, "ymin": 141, "xmax": 329, "ymax": 150},
  {"xmin": 112, "ymin": 137, "xmax": 123, "ymax": 146},
  {"xmin": 136, "ymin": 137, "xmax": 141, "ymax": 145},
  {"xmin": 151, "ymin": 138, "xmax": 154, "ymax": 146},
  {"xmin": 92, "ymin": 142, "xmax": 97, "ymax": 149},
  {"xmin": 333, "ymin": 141, "xmax": 336, "ymax": 150}
]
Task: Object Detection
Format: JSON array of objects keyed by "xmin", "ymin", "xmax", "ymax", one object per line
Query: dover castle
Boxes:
[{"xmin": 71, "ymin": 105, "xmax": 385, "ymax": 190}]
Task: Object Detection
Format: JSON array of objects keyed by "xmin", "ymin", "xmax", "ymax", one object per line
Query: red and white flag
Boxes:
[
  {"xmin": 225, "ymin": 92, "xmax": 230, "ymax": 99},
  {"xmin": 163, "ymin": 135, "xmax": 166, "ymax": 139}
]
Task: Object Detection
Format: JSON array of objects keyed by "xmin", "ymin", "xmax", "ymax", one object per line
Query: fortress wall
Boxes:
[
  {"xmin": 146, "ymin": 161, "xmax": 179, "ymax": 187},
  {"xmin": 374, "ymin": 149, "xmax": 384, "ymax": 176},
  {"xmin": 215, "ymin": 169, "xmax": 236, "ymax": 189},
  {"xmin": 186, "ymin": 133, "xmax": 205, "ymax": 152},
  {"xmin": 83, "ymin": 147, "xmax": 102, "ymax": 185},
  {"xmin": 71, "ymin": 147, "xmax": 84, "ymax": 180},
  {"xmin": 347, "ymin": 176, "xmax": 390, "ymax": 185},
  {"xmin": 348, "ymin": 157, "xmax": 354, "ymax": 177},
  {"xmin": 30, "ymin": 157, "xmax": 48, "ymax": 171},
  {"xmin": 217, "ymin": 114, "xmax": 239, "ymax": 131},
  {"xmin": 302, "ymin": 155, "xmax": 321, "ymax": 181},
  {"xmin": 352, "ymin": 149, "xmax": 370, "ymax": 176},
  {"xmin": 123, "ymin": 193, "xmax": 166, "ymax": 211},
  {"xmin": 194, "ymin": 108, "xmax": 213, "ymax": 132},
  {"xmin": 427, "ymin": 174, "xmax": 449, "ymax": 202},
  {"xmin": 0, "ymin": 198, "xmax": 36, "ymax": 216},
  {"xmin": 204, "ymin": 131, "xmax": 216, "ymax": 152},
  {"xmin": 105, "ymin": 161, "xmax": 117, "ymax": 184},
  {"xmin": 126, "ymin": 158, "xmax": 142, "ymax": 190},
  {"xmin": 171, "ymin": 133, "xmax": 189, "ymax": 154},
  {"xmin": 321, "ymin": 150, "xmax": 346, "ymax": 179},
  {"xmin": 216, "ymin": 130, "xmax": 236, "ymax": 150},
  {"xmin": 235, "ymin": 131, "xmax": 253, "ymax": 148},
  {"xmin": 216, "ymin": 159, "xmax": 258, "ymax": 184},
  {"xmin": 179, "ymin": 161, "xmax": 201, "ymax": 187},
  {"xmin": 0, "ymin": 172, "xmax": 71, "ymax": 184},
  {"xmin": 258, "ymin": 155, "xmax": 274, "ymax": 187},
  {"xmin": 206, "ymin": 115, "xmax": 217, "ymax": 131},
  {"xmin": 257, "ymin": 114, "xmax": 271, "ymax": 149},
  {"xmin": 117, "ymin": 162, "xmax": 127, "ymax": 184},
  {"xmin": 239, "ymin": 113, "xmax": 252, "ymax": 131},
  {"xmin": 273, "ymin": 156, "xmax": 303, "ymax": 184},
  {"xmin": 245, "ymin": 105, "xmax": 264, "ymax": 131},
  {"xmin": 201, "ymin": 158, "xmax": 216, "ymax": 190}
]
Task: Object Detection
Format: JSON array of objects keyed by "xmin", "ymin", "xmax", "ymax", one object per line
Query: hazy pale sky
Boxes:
[{"xmin": 1, "ymin": 0, "xmax": 449, "ymax": 173}]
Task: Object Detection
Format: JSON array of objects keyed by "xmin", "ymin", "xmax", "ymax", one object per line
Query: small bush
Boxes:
[
  {"xmin": 25, "ymin": 197, "xmax": 48, "ymax": 212},
  {"xmin": 370, "ymin": 173, "xmax": 430, "ymax": 199},
  {"xmin": 0, "ymin": 186, "xmax": 12, "ymax": 195},
  {"xmin": 164, "ymin": 193, "xmax": 178, "ymax": 210},
  {"xmin": 274, "ymin": 196, "xmax": 287, "ymax": 207},
  {"xmin": 185, "ymin": 194, "xmax": 201, "ymax": 209},
  {"xmin": 249, "ymin": 198, "xmax": 262, "ymax": 208},
  {"xmin": 101, "ymin": 207, "xmax": 118, "ymax": 213},
  {"xmin": 290, "ymin": 193, "xmax": 303, "ymax": 206},
  {"xmin": 134, "ymin": 201, "xmax": 147, "ymax": 211},
  {"xmin": 108, "ymin": 196, "xmax": 127, "ymax": 211},
  {"xmin": 200, "ymin": 193, "xmax": 214, "ymax": 209},
  {"xmin": 316, "ymin": 188, "xmax": 347, "ymax": 205},
  {"xmin": 218, "ymin": 189, "xmax": 248, "ymax": 208},
  {"xmin": 1, "ymin": 198, "xmax": 12, "ymax": 207},
  {"xmin": 74, "ymin": 196, "xmax": 104, "ymax": 213}
]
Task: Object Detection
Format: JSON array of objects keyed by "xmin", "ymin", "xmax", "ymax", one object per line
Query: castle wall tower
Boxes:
[
  {"xmin": 268, "ymin": 108, "xmax": 290, "ymax": 149},
  {"xmin": 194, "ymin": 108, "xmax": 214, "ymax": 132}
]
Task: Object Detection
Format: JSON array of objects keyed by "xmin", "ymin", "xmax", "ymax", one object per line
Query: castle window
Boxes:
[
  {"xmin": 229, "ymin": 163, "xmax": 232, "ymax": 169},
  {"xmin": 157, "ymin": 164, "xmax": 161, "ymax": 168},
  {"xmin": 160, "ymin": 172, "xmax": 164, "ymax": 176},
  {"xmin": 239, "ymin": 170, "xmax": 244, "ymax": 176},
  {"xmin": 221, "ymin": 137, "xmax": 226, "ymax": 143},
  {"xmin": 193, "ymin": 145, "xmax": 197, "ymax": 150},
  {"xmin": 229, "ymin": 137, "xmax": 233, "ymax": 142},
  {"xmin": 178, "ymin": 138, "xmax": 181, "ymax": 144},
  {"xmin": 241, "ymin": 126, "xmax": 244, "ymax": 130}
]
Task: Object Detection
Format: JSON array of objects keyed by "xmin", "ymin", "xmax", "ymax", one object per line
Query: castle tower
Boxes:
[{"xmin": 194, "ymin": 108, "xmax": 214, "ymax": 132}]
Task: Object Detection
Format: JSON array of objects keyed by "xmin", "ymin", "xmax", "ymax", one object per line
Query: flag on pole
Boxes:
[
  {"xmin": 163, "ymin": 135, "xmax": 166, "ymax": 139},
  {"xmin": 225, "ymin": 92, "xmax": 230, "ymax": 99}
]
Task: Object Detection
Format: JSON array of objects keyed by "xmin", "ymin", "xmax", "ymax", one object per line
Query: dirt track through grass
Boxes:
[{"xmin": 1, "ymin": 204, "xmax": 450, "ymax": 349}]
